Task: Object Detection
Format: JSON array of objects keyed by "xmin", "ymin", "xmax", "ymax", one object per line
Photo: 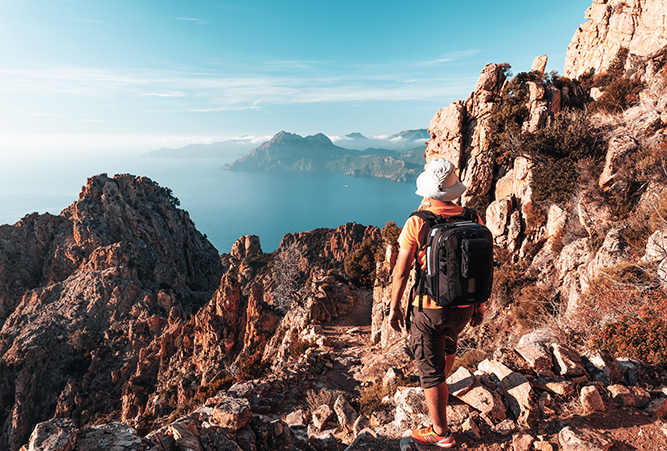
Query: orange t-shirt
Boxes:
[{"xmin": 397, "ymin": 202, "xmax": 483, "ymax": 309}]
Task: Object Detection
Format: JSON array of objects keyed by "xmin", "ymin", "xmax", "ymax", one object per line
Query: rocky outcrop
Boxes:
[
  {"xmin": 0, "ymin": 174, "xmax": 223, "ymax": 451},
  {"xmin": 565, "ymin": 0, "xmax": 667, "ymax": 80}
]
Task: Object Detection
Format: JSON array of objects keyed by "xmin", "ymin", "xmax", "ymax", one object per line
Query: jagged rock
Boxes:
[
  {"xmin": 311, "ymin": 405, "xmax": 334, "ymax": 431},
  {"xmin": 231, "ymin": 235, "xmax": 262, "ymax": 261},
  {"xmin": 607, "ymin": 384, "xmax": 651, "ymax": 408},
  {"xmin": 515, "ymin": 341, "xmax": 553, "ymax": 377},
  {"xmin": 565, "ymin": 0, "xmax": 667, "ymax": 79},
  {"xmin": 446, "ymin": 367, "xmax": 475, "ymax": 397},
  {"xmin": 492, "ymin": 348, "xmax": 533, "ymax": 374},
  {"xmin": 24, "ymin": 419, "xmax": 77, "ymax": 451},
  {"xmin": 308, "ymin": 430, "xmax": 338, "ymax": 451},
  {"xmin": 582, "ymin": 350, "xmax": 624, "ymax": 385},
  {"xmin": 451, "ymin": 381, "xmax": 507, "ymax": 421},
  {"xmin": 446, "ymin": 403, "xmax": 474, "ymax": 428},
  {"xmin": 645, "ymin": 398, "xmax": 667, "ymax": 418},
  {"xmin": 550, "ymin": 344, "xmax": 586, "ymax": 377},
  {"xmin": 599, "ymin": 135, "xmax": 638, "ymax": 193},
  {"xmin": 334, "ymin": 396, "xmax": 359, "ymax": 432},
  {"xmin": 558, "ymin": 426, "xmax": 614, "ymax": 451},
  {"xmin": 512, "ymin": 431, "xmax": 535, "ymax": 451},
  {"xmin": 486, "ymin": 197, "xmax": 512, "ymax": 239},
  {"xmin": 493, "ymin": 419, "xmax": 517, "ymax": 437},
  {"xmin": 461, "ymin": 417, "xmax": 481, "ymax": 441},
  {"xmin": 585, "ymin": 228, "xmax": 634, "ymax": 289},
  {"xmin": 581, "ymin": 385, "xmax": 606, "ymax": 413},
  {"xmin": 0, "ymin": 174, "xmax": 223, "ymax": 451},
  {"xmin": 531, "ymin": 55, "xmax": 549, "ymax": 75},
  {"xmin": 285, "ymin": 410, "xmax": 307, "ymax": 428},
  {"xmin": 75, "ymin": 421, "xmax": 142, "ymax": 451},
  {"xmin": 533, "ymin": 379, "xmax": 576, "ymax": 397},
  {"xmin": 478, "ymin": 359, "xmax": 538, "ymax": 427},
  {"xmin": 208, "ymin": 396, "xmax": 252, "ymax": 431}
]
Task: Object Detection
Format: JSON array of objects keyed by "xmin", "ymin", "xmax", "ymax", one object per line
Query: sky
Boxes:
[{"xmin": 1, "ymin": 0, "xmax": 594, "ymax": 155}]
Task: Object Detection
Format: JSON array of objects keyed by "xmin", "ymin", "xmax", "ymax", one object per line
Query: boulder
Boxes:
[
  {"xmin": 311, "ymin": 405, "xmax": 334, "ymax": 431},
  {"xmin": 582, "ymin": 350, "xmax": 624, "ymax": 385},
  {"xmin": 515, "ymin": 341, "xmax": 553, "ymax": 377},
  {"xmin": 446, "ymin": 367, "xmax": 475, "ymax": 397},
  {"xmin": 645, "ymin": 398, "xmax": 667, "ymax": 418},
  {"xmin": 210, "ymin": 396, "xmax": 252, "ymax": 431},
  {"xmin": 581, "ymin": 385, "xmax": 606, "ymax": 413},
  {"xmin": 607, "ymin": 384, "xmax": 651, "ymax": 408},
  {"xmin": 512, "ymin": 431, "xmax": 535, "ymax": 451},
  {"xmin": 334, "ymin": 396, "xmax": 359, "ymax": 432},
  {"xmin": 550, "ymin": 344, "xmax": 586, "ymax": 377},
  {"xmin": 558, "ymin": 426, "xmax": 614, "ymax": 451},
  {"xmin": 74, "ymin": 422, "xmax": 142, "ymax": 451},
  {"xmin": 25, "ymin": 419, "xmax": 77, "ymax": 451},
  {"xmin": 478, "ymin": 359, "xmax": 538, "ymax": 426}
]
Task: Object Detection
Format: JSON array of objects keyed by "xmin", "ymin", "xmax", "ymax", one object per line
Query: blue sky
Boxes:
[{"xmin": 1, "ymin": 0, "xmax": 593, "ymax": 154}]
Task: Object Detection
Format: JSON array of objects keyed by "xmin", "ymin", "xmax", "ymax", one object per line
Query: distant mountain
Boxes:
[
  {"xmin": 330, "ymin": 129, "xmax": 429, "ymax": 151},
  {"xmin": 142, "ymin": 137, "xmax": 266, "ymax": 159},
  {"xmin": 224, "ymin": 131, "xmax": 425, "ymax": 182}
]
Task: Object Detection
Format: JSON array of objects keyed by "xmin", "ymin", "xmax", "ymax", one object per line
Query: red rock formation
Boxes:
[{"xmin": 0, "ymin": 174, "xmax": 222, "ymax": 451}]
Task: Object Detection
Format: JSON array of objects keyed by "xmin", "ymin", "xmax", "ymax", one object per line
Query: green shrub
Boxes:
[
  {"xmin": 488, "ymin": 69, "xmax": 532, "ymax": 148},
  {"xmin": 235, "ymin": 349, "xmax": 270, "ymax": 382},
  {"xmin": 289, "ymin": 332, "xmax": 316, "ymax": 359},
  {"xmin": 511, "ymin": 285, "xmax": 560, "ymax": 330},
  {"xmin": 591, "ymin": 316, "xmax": 667, "ymax": 367},
  {"xmin": 344, "ymin": 237, "xmax": 380, "ymax": 287},
  {"xmin": 590, "ymin": 77, "xmax": 644, "ymax": 114},
  {"xmin": 521, "ymin": 109, "xmax": 603, "ymax": 204}
]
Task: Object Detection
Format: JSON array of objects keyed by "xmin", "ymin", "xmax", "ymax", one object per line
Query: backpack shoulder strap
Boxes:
[
  {"xmin": 408, "ymin": 210, "xmax": 437, "ymax": 250},
  {"xmin": 461, "ymin": 207, "xmax": 478, "ymax": 222}
]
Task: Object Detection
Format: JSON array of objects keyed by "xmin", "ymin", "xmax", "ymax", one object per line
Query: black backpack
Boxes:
[{"xmin": 411, "ymin": 208, "xmax": 494, "ymax": 308}]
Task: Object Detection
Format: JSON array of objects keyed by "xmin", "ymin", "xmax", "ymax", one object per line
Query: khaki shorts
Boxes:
[{"xmin": 409, "ymin": 305, "xmax": 474, "ymax": 389}]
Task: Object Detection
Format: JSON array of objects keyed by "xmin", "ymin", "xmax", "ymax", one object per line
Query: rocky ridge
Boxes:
[
  {"xmin": 565, "ymin": 0, "xmax": 667, "ymax": 79},
  {"xmin": 8, "ymin": 0, "xmax": 667, "ymax": 449}
]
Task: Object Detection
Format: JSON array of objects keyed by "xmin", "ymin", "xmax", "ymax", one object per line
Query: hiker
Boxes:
[{"xmin": 389, "ymin": 158, "xmax": 486, "ymax": 448}]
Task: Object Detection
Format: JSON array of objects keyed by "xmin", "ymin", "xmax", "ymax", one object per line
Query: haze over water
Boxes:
[{"xmin": 0, "ymin": 150, "xmax": 419, "ymax": 254}]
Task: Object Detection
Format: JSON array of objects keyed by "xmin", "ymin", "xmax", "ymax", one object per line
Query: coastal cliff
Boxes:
[{"xmin": 7, "ymin": 0, "xmax": 667, "ymax": 450}]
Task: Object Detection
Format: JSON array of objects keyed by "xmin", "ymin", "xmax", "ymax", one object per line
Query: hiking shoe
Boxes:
[{"xmin": 410, "ymin": 425, "xmax": 456, "ymax": 448}]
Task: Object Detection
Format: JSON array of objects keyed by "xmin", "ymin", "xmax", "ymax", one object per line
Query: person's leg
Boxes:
[{"xmin": 424, "ymin": 353, "xmax": 456, "ymax": 435}]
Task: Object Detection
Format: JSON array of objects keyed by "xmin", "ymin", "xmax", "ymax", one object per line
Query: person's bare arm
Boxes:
[{"xmin": 389, "ymin": 246, "xmax": 415, "ymax": 332}]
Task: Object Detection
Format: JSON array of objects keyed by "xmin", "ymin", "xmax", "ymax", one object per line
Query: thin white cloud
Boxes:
[
  {"xmin": 172, "ymin": 17, "xmax": 208, "ymax": 25},
  {"xmin": 0, "ymin": 62, "xmax": 477, "ymax": 115}
]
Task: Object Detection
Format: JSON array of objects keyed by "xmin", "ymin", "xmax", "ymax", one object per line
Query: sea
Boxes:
[{"xmin": 0, "ymin": 152, "xmax": 420, "ymax": 254}]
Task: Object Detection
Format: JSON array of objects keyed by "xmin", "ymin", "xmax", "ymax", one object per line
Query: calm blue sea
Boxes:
[{"xmin": 0, "ymin": 153, "xmax": 420, "ymax": 253}]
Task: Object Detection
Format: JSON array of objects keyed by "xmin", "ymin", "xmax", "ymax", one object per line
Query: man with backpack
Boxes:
[{"xmin": 388, "ymin": 158, "xmax": 491, "ymax": 448}]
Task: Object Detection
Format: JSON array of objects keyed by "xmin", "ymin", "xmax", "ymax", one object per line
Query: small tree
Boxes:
[{"xmin": 273, "ymin": 243, "xmax": 303, "ymax": 312}]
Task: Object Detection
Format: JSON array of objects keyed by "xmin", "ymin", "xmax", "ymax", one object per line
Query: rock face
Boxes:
[
  {"xmin": 565, "ymin": 0, "xmax": 667, "ymax": 79},
  {"xmin": 0, "ymin": 174, "xmax": 223, "ymax": 451}
]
